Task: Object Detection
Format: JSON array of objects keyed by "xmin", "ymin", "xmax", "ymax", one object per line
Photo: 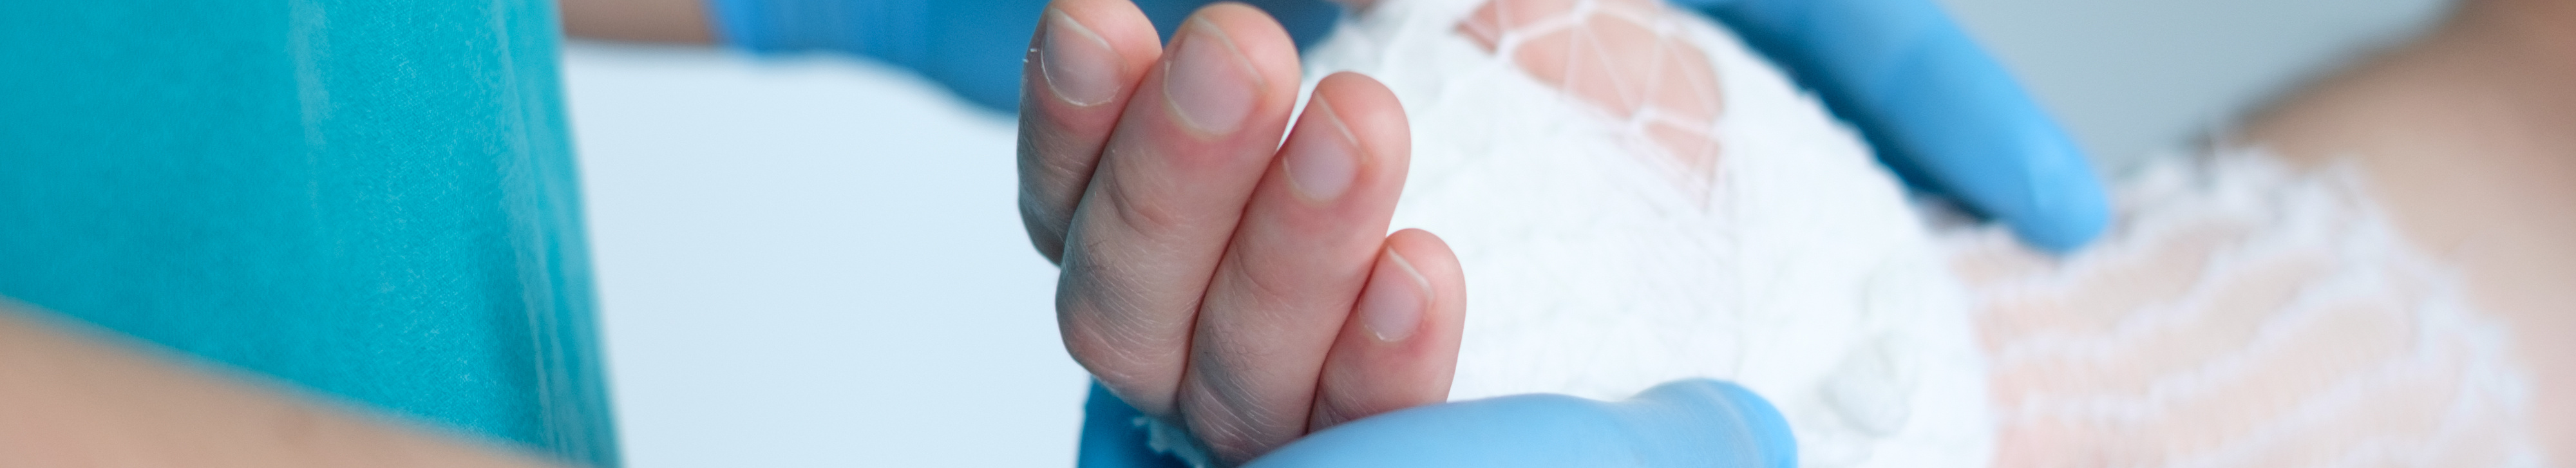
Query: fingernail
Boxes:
[
  {"xmin": 1357, "ymin": 247, "xmax": 1429, "ymax": 342},
  {"xmin": 1162, "ymin": 18, "xmax": 1259, "ymax": 135},
  {"xmin": 1039, "ymin": 10, "xmax": 1120, "ymax": 107},
  {"xmin": 1283, "ymin": 97, "xmax": 1361, "ymax": 201}
]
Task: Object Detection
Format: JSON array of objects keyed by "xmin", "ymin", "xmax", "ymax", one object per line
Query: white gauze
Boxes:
[{"xmin": 1296, "ymin": 1, "xmax": 1994, "ymax": 467}]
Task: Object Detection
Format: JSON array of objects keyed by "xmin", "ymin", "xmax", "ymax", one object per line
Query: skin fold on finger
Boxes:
[
  {"xmin": 1309, "ymin": 228, "xmax": 1467, "ymax": 431},
  {"xmin": 1056, "ymin": 2, "xmax": 1307, "ymax": 418},
  {"xmin": 1174, "ymin": 72, "xmax": 1414, "ymax": 464},
  {"xmin": 1018, "ymin": 0, "xmax": 1164, "ymax": 265}
]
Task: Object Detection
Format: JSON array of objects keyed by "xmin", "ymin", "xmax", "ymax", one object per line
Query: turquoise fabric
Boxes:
[{"xmin": 0, "ymin": 1, "xmax": 617, "ymax": 465}]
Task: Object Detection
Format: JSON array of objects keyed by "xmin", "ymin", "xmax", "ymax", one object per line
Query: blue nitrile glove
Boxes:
[
  {"xmin": 1673, "ymin": 0, "xmax": 2110, "ymax": 251},
  {"xmin": 703, "ymin": 0, "xmax": 1340, "ymax": 111},
  {"xmin": 1078, "ymin": 381, "xmax": 1192, "ymax": 468},
  {"xmin": 1077, "ymin": 379, "xmax": 1795, "ymax": 467}
]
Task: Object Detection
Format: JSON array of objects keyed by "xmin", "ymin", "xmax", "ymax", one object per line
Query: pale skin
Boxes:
[
  {"xmin": 10, "ymin": 0, "xmax": 2568, "ymax": 465},
  {"xmin": 1866, "ymin": 0, "xmax": 2576, "ymax": 460},
  {"xmin": 2240, "ymin": 0, "xmax": 2576, "ymax": 451},
  {"xmin": 0, "ymin": 302, "xmax": 560, "ymax": 467}
]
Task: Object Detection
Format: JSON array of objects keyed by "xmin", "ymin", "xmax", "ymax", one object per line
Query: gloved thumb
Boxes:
[{"xmin": 1247, "ymin": 379, "xmax": 1796, "ymax": 468}]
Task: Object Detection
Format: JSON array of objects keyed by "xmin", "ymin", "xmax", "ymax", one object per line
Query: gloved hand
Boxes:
[
  {"xmin": 705, "ymin": 0, "xmax": 2107, "ymax": 251},
  {"xmin": 1673, "ymin": 0, "xmax": 2109, "ymax": 252},
  {"xmin": 1083, "ymin": 379, "xmax": 1798, "ymax": 467}
]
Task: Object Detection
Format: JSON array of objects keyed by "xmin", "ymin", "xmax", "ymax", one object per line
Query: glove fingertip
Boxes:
[{"xmin": 2002, "ymin": 136, "xmax": 2112, "ymax": 253}]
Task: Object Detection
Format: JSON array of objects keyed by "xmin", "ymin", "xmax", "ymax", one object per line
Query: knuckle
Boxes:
[
  {"xmin": 1104, "ymin": 178, "xmax": 1193, "ymax": 234},
  {"xmin": 1058, "ymin": 257, "xmax": 1198, "ymax": 413}
]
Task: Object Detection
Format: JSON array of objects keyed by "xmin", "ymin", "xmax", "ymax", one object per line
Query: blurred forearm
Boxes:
[
  {"xmin": 0, "ymin": 301, "xmax": 561, "ymax": 467},
  {"xmin": 562, "ymin": 0, "xmax": 715, "ymax": 43}
]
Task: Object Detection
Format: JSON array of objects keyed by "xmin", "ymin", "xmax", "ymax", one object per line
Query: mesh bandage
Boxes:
[{"xmin": 1944, "ymin": 151, "xmax": 2544, "ymax": 467}]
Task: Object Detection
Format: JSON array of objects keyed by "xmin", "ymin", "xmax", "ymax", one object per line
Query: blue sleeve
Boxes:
[
  {"xmin": 1674, "ymin": 0, "xmax": 2110, "ymax": 251},
  {"xmin": 703, "ymin": 0, "xmax": 1340, "ymax": 112}
]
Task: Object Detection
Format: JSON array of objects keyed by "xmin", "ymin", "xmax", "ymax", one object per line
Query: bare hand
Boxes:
[{"xmin": 1015, "ymin": 1, "xmax": 1469, "ymax": 463}]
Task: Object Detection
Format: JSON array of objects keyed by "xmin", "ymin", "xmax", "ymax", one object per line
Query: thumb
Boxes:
[{"xmin": 1259, "ymin": 379, "xmax": 1797, "ymax": 468}]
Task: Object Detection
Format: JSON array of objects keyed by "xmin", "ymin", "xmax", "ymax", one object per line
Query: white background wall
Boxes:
[
  {"xmin": 566, "ymin": 48, "xmax": 1084, "ymax": 467},
  {"xmin": 1939, "ymin": 0, "xmax": 2451, "ymax": 170},
  {"xmin": 564, "ymin": 1, "xmax": 2454, "ymax": 465}
]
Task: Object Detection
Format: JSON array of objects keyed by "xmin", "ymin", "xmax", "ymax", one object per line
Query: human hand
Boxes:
[{"xmin": 1014, "ymin": 1, "xmax": 1470, "ymax": 464}]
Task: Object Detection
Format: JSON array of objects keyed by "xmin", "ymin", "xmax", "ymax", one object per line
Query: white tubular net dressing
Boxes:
[
  {"xmin": 1306, "ymin": 0, "xmax": 1994, "ymax": 466},
  {"xmin": 1944, "ymin": 151, "xmax": 2544, "ymax": 467}
]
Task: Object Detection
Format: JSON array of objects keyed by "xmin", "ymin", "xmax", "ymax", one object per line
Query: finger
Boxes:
[
  {"xmin": 1173, "ymin": 72, "xmax": 1413, "ymax": 463},
  {"xmin": 1309, "ymin": 228, "xmax": 1466, "ymax": 431},
  {"xmin": 1018, "ymin": 0, "xmax": 1165, "ymax": 264},
  {"xmin": 1056, "ymin": 2, "xmax": 1307, "ymax": 418},
  {"xmin": 1687, "ymin": 0, "xmax": 2111, "ymax": 251}
]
